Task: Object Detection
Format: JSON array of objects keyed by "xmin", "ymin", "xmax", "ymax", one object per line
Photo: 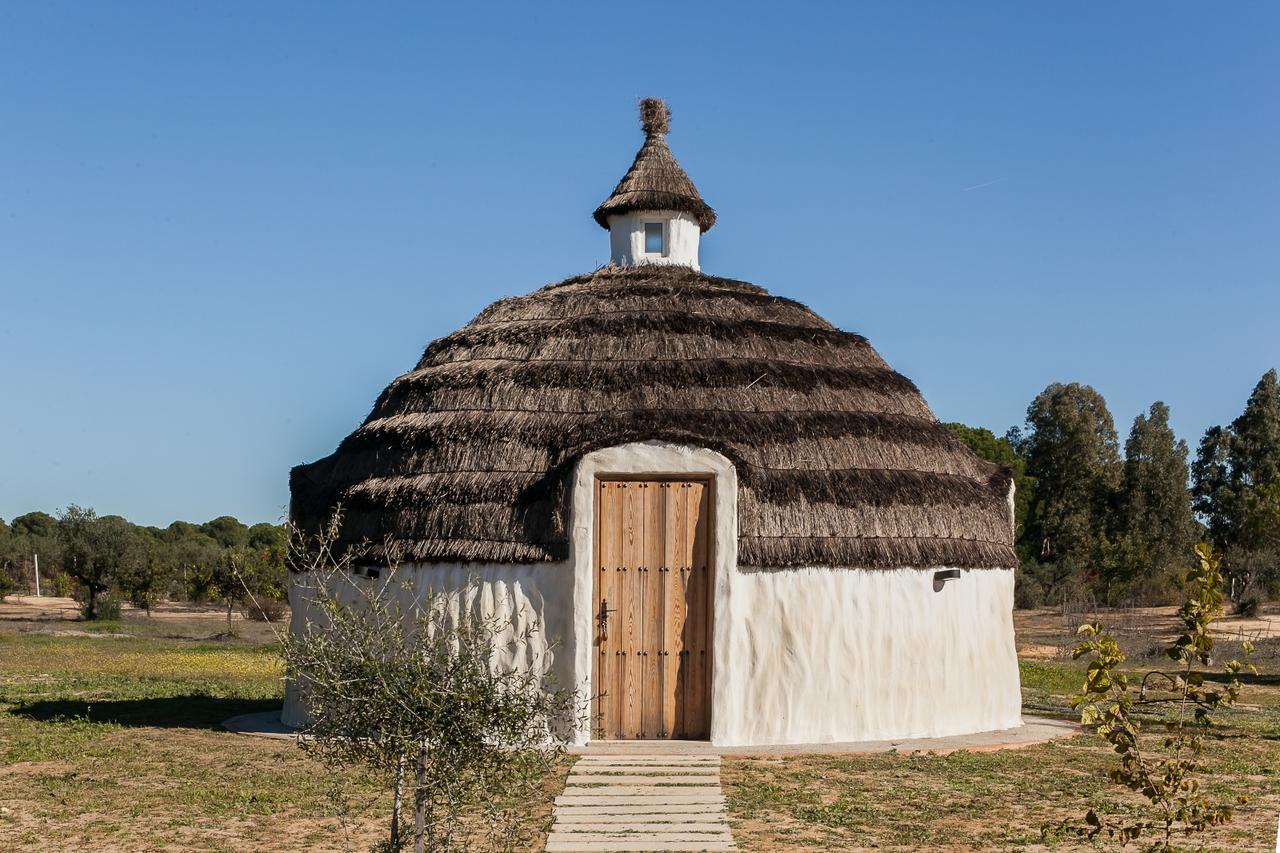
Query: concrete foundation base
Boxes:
[{"xmin": 223, "ymin": 710, "xmax": 1079, "ymax": 755}]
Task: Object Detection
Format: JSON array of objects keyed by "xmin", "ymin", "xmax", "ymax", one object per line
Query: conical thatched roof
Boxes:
[
  {"xmin": 593, "ymin": 98, "xmax": 717, "ymax": 232},
  {"xmin": 292, "ymin": 265, "xmax": 1017, "ymax": 570}
]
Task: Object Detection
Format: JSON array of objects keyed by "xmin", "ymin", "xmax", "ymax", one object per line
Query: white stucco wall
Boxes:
[
  {"xmin": 607, "ymin": 210, "xmax": 701, "ymax": 269},
  {"xmin": 718, "ymin": 566, "xmax": 1022, "ymax": 744},
  {"xmin": 282, "ymin": 562, "xmax": 575, "ymax": 729},
  {"xmin": 285, "ymin": 440, "xmax": 1023, "ymax": 745}
]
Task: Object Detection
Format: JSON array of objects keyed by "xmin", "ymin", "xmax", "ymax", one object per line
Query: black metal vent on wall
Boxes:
[{"xmin": 932, "ymin": 568, "xmax": 961, "ymax": 591}]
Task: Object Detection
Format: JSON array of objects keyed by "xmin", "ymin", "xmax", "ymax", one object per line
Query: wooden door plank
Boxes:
[
  {"xmin": 687, "ymin": 481, "xmax": 710, "ymax": 739},
  {"xmin": 681, "ymin": 480, "xmax": 696, "ymax": 740},
  {"xmin": 620, "ymin": 482, "xmax": 645, "ymax": 739},
  {"xmin": 660, "ymin": 481, "xmax": 682, "ymax": 740},
  {"xmin": 595, "ymin": 481, "xmax": 616, "ymax": 738},
  {"xmin": 641, "ymin": 482, "xmax": 664, "ymax": 738},
  {"xmin": 678, "ymin": 482, "xmax": 696, "ymax": 739},
  {"xmin": 592, "ymin": 479, "xmax": 604, "ymax": 738},
  {"xmin": 610, "ymin": 481, "xmax": 627, "ymax": 739}
]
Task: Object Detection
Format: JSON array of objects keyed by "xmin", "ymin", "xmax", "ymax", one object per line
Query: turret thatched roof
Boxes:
[
  {"xmin": 593, "ymin": 99, "xmax": 717, "ymax": 232},
  {"xmin": 291, "ymin": 265, "xmax": 1016, "ymax": 570}
]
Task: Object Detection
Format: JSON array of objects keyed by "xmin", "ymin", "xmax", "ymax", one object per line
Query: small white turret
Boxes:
[
  {"xmin": 607, "ymin": 210, "xmax": 702, "ymax": 269},
  {"xmin": 593, "ymin": 98, "xmax": 716, "ymax": 271}
]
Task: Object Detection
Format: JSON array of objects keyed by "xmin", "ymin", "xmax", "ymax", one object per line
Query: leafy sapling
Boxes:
[{"xmin": 1070, "ymin": 543, "xmax": 1256, "ymax": 850}]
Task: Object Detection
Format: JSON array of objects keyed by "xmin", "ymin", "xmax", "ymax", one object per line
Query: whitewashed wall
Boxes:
[
  {"xmin": 607, "ymin": 210, "xmax": 701, "ymax": 269},
  {"xmin": 286, "ymin": 441, "xmax": 1023, "ymax": 745},
  {"xmin": 718, "ymin": 566, "xmax": 1022, "ymax": 744},
  {"xmin": 281, "ymin": 562, "xmax": 575, "ymax": 729}
]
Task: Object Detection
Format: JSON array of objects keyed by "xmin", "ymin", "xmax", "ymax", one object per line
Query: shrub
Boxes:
[
  {"xmin": 51, "ymin": 573, "xmax": 73, "ymax": 598},
  {"xmin": 1235, "ymin": 595, "xmax": 1261, "ymax": 618},
  {"xmin": 74, "ymin": 586, "xmax": 122, "ymax": 621},
  {"xmin": 95, "ymin": 592, "xmax": 123, "ymax": 621},
  {"xmin": 182, "ymin": 567, "xmax": 215, "ymax": 604},
  {"xmin": 240, "ymin": 596, "xmax": 288, "ymax": 623},
  {"xmin": 1014, "ymin": 565, "xmax": 1045, "ymax": 609}
]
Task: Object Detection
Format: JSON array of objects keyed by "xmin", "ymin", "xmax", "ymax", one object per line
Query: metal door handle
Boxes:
[{"xmin": 597, "ymin": 598, "xmax": 618, "ymax": 641}]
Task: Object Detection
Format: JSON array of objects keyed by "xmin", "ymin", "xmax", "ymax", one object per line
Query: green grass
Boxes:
[
  {"xmin": 4, "ymin": 601, "xmax": 1275, "ymax": 851},
  {"xmin": 724, "ymin": 654, "xmax": 1280, "ymax": 851},
  {"xmin": 726, "ymin": 745, "xmax": 1127, "ymax": 848},
  {"xmin": 0, "ymin": 613, "xmax": 563, "ymax": 851},
  {"xmin": 0, "ymin": 625, "xmax": 350, "ymax": 850},
  {"xmin": 1019, "ymin": 658, "xmax": 1085, "ymax": 694}
]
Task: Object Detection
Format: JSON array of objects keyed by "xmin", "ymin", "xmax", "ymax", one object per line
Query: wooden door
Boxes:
[{"xmin": 593, "ymin": 478, "xmax": 712, "ymax": 739}]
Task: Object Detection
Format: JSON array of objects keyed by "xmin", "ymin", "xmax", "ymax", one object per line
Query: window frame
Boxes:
[{"xmin": 642, "ymin": 221, "xmax": 667, "ymax": 257}]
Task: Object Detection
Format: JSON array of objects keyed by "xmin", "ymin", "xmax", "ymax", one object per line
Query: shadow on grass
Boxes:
[
  {"xmin": 1199, "ymin": 670, "xmax": 1280, "ymax": 687},
  {"xmin": 10, "ymin": 695, "xmax": 280, "ymax": 729}
]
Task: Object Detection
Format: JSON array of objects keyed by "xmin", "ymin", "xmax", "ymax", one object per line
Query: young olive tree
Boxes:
[
  {"xmin": 1070, "ymin": 543, "xmax": 1255, "ymax": 850},
  {"xmin": 281, "ymin": 516, "xmax": 579, "ymax": 853}
]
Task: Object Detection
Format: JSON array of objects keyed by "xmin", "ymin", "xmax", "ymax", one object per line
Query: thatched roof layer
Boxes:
[
  {"xmin": 292, "ymin": 265, "xmax": 1017, "ymax": 570},
  {"xmin": 593, "ymin": 98, "xmax": 717, "ymax": 232}
]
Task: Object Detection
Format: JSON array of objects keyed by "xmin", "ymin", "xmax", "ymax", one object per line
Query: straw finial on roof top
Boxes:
[
  {"xmin": 594, "ymin": 96, "xmax": 715, "ymax": 233},
  {"xmin": 639, "ymin": 97, "xmax": 669, "ymax": 136}
]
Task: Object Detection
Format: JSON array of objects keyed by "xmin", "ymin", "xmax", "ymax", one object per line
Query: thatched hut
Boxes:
[{"xmin": 285, "ymin": 99, "xmax": 1022, "ymax": 745}]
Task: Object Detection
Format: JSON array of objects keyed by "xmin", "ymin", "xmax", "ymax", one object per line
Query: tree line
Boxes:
[
  {"xmin": 0, "ymin": 507, "xmax": 287, "ymax": 622},
  {"xmin": 947, "ymin": 368, "xmax": 1280, "ymax": 609}
]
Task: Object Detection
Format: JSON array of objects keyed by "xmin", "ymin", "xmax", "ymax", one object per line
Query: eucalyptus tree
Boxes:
[
  {"xmin": 1194, "ymin": 369, "xmax": 1280, "ymax": 545},
  {"xmin": 1192, "ymin": 369, "xmax": 1280, "ymax": 595},
  {"xmin": 1016, "ymin": 382, "xmax": 1122, "ymax": 597},
  {"xmin": 1111, "ymin": 402, "xmax": 1196, "ymax": 599}
]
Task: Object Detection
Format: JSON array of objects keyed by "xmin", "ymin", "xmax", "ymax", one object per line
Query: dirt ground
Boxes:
[
  {"xmin": 1014, "ymin": 601, "xmax": 1279, "ymax": 662},
  {"xmin": 0, "ymin": 594, "xmax": 285, "ymax": 644}
]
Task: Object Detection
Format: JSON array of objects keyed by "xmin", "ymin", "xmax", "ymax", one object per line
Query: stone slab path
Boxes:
[{"xmin": 546, "ymin": 753, "xmax": 737, "ymax": 852}]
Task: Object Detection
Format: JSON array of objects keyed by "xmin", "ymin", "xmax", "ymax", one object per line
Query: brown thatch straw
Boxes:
[
  {"xmin": 292, "ymin": 265, "xmax": 1017, "ymax": 571},
  {"xmin": 639, "ymin": 97, "xmax": 670, "ymax": 135},
  {"xmin": 593, "ymin": 98, "xmax": 716, "ymax": 232}
]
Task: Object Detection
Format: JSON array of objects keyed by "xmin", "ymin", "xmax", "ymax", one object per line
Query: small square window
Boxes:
[{"xmin": 644, "ymin": 222, "xmax": 664, "ymax": 254}]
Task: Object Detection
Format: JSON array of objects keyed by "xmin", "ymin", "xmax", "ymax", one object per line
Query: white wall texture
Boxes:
[
  {"xmin": 718, "ymin": 566, "xmax": 1023, "ymax": 744},
  {"xmin": 281, "ymin": 562, "xmax": 575, "ymax": 729},
  {"xmin": 284, "ymin": 441, "xmax": 1023, "ymax": 745},
  {"xmin": 607, "ymin": 210, "xmax": 701, "ymax": 269}
]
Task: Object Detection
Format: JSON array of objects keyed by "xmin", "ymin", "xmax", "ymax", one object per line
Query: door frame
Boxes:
[
  {"xmin": 568, "ymin": 442, "xmax": 738, "ymax": 746},
  {"xmin": 591, "ymin": 474, "xmax": 715, "ymax": 740}
]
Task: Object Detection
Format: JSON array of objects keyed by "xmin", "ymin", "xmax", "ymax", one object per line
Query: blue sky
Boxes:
[{"xmin": 1, "ymin": 2, "xmax": 1276, "ymax": 527}]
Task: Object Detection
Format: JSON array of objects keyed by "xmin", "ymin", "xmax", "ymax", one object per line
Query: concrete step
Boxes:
[
  {"xmin": 552, "ymin": 821, "xmax": 729, "ymax": 833},
  {"xmin": 552, "ymin": 814, "xmax": 727, "ymax": 824},
  {"xmin": 553, "ymin": 803, "xmax": 726, "ymax": 816},
  {"xmin": 545, "ymin": 842, "xmax": 736, "ymax": 852},
  {"xmin": 577, "ymin": 743, "xmax": 718, "ymax": 754},
  {"xmin": 555, "ymin": 794, "xmax": 726, "ymax": 806},
  {"xmin": 550, "ymin": 753, "xmax": 737, "ymax": 852},
  {"xmin": 570, "ymin": 763, "xmax": 721, "ymax": 768},
  {"xmin": 555, "ymin": 811, "xmax": 727, "ymax": 823},
  {"xmin": 549, "ymin": 831, "xmax": 733, "ymax": 841},
  {"xmin": 578, "ymin": 753, "xmax": 721, "ymax": 758},
  {"xmin": 563, "ymin": 782, "xmax": 720, "ymax": 791},
  {"xmin": 566, "ymin": 775, "xmax": 721, "ymax": 786}
]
